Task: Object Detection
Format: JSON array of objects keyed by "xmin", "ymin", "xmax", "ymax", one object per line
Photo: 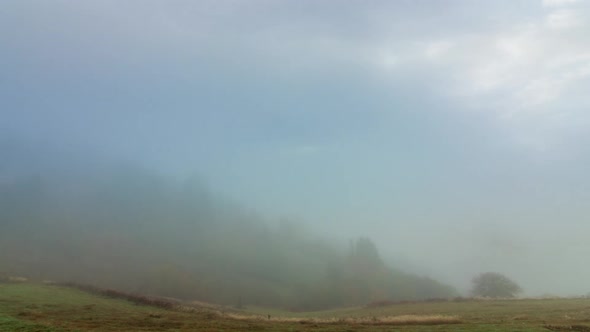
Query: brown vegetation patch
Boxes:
[
  {"xmin": 224, "ymin": 313, "xmax": 462, "ymax": 326},
  {"xmin": 58, "ymin": 282, "xmax": 179, "ymax": 309},
  {"xmin": 366, "ymin": 299, "xmax": 444, "ymax": 308},
  {"xmin": 0, "ymin": 275, "xmax": 28, "ymax": 283},
  {"xmin": 545, "ymin": 325, "xmax": 590, "ymax": 331},
  {"xmin": 366, "ymin": 299, "xmax": 396, "ymax": 308},
  {"xmin": 58, "ymin": 282, "xmax": 463, "ymax": 327}
]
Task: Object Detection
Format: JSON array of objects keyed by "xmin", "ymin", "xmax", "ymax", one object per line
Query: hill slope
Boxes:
[{"xmin": 0, "ymin": 144, "xmax": 457, "ymax": 310}]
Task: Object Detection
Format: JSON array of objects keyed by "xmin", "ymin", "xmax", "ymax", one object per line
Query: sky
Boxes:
[{"xmin": 2, "ymin": 0, "xmax": 590, "ymax": 295}]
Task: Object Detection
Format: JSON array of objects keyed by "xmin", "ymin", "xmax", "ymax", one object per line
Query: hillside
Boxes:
[{"xmin": 0, "ymin": 146, "xmax": 456, "ymax": 310}]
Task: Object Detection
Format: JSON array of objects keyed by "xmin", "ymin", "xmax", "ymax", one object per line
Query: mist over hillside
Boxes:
[{"xmin": 0, "ymin": 140, "xmax": 456, "ymax": 310}]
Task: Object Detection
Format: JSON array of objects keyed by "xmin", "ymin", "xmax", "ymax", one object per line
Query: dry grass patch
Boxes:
[
  {"xmin": 369, "ymin": 314, "xmax": 462, "ymax": 325},
  {"xmin": 223, "ymin": 313, "xmax": 461, "ymax": 325}
]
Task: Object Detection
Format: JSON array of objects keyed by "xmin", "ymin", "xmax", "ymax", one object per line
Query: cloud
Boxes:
[
  {"xmin": 546, "ymin": 9, "xmax": 582, "ymax": 29},
  {"xmin": 3, "ymin": 0, "xmax": 590, "ymax": 152},
  {"xmin": 542, "ymin": 0, "xmax": 580, "ymax": 8}
]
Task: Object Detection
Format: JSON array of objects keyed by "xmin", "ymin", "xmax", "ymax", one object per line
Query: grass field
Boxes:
[{"xmin": 1, "ymin": 282, "xmax": 590, "ymax": 331}]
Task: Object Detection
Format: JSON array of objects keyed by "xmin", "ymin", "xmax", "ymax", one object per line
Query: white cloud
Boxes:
[
  {"xmin": 446, "ymin": 18, "xmax": 588, "ymax": 109},
  {"xmin": 542, "ymin": 0, "xmax": 580, "ymax": 8},
  {"xmin": 546, "ymin": 9, "xmax": 581, "ymax": 29},
  {"xmin": 449, "ymin": 26, "xmax": 541, "ymax": 96}
]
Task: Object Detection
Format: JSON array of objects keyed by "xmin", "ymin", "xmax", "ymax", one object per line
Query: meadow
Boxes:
[{"xmin": 1, "ymin": 282, "xmax": 590, "ymax": 331}]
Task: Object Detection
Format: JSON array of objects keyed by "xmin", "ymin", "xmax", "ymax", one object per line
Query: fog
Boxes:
[{"xmin": 3, "ymin": 0, "xmax": 590, "ymax": 305}]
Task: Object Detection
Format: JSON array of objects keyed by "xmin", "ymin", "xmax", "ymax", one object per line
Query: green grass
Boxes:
[{"xmin": 1, "ymin": 282, "xmax": 590, "ymax": 331}]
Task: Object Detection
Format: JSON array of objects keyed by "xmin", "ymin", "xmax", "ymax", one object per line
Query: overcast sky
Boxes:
[{"xmin": 3, "ymin": 0, "xmax": 590, "ymax": 295}]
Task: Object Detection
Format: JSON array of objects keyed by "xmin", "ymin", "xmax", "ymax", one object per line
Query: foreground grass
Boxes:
[
  {"xmin": 1, "ymin": 282, "xmax": 590, "ymax": 331},
  {"xmin": 241, "ymin": 297, "xmax": 590, "ymax": 331}
]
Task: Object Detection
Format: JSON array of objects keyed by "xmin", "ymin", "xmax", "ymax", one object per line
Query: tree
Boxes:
[
  {"xmin": 350, "ymin": 237, "xmax": 383, "ymax": 267},
  {"xmin": 471, "ymin": 272, "xmax": 522, "ymax": 298}
]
